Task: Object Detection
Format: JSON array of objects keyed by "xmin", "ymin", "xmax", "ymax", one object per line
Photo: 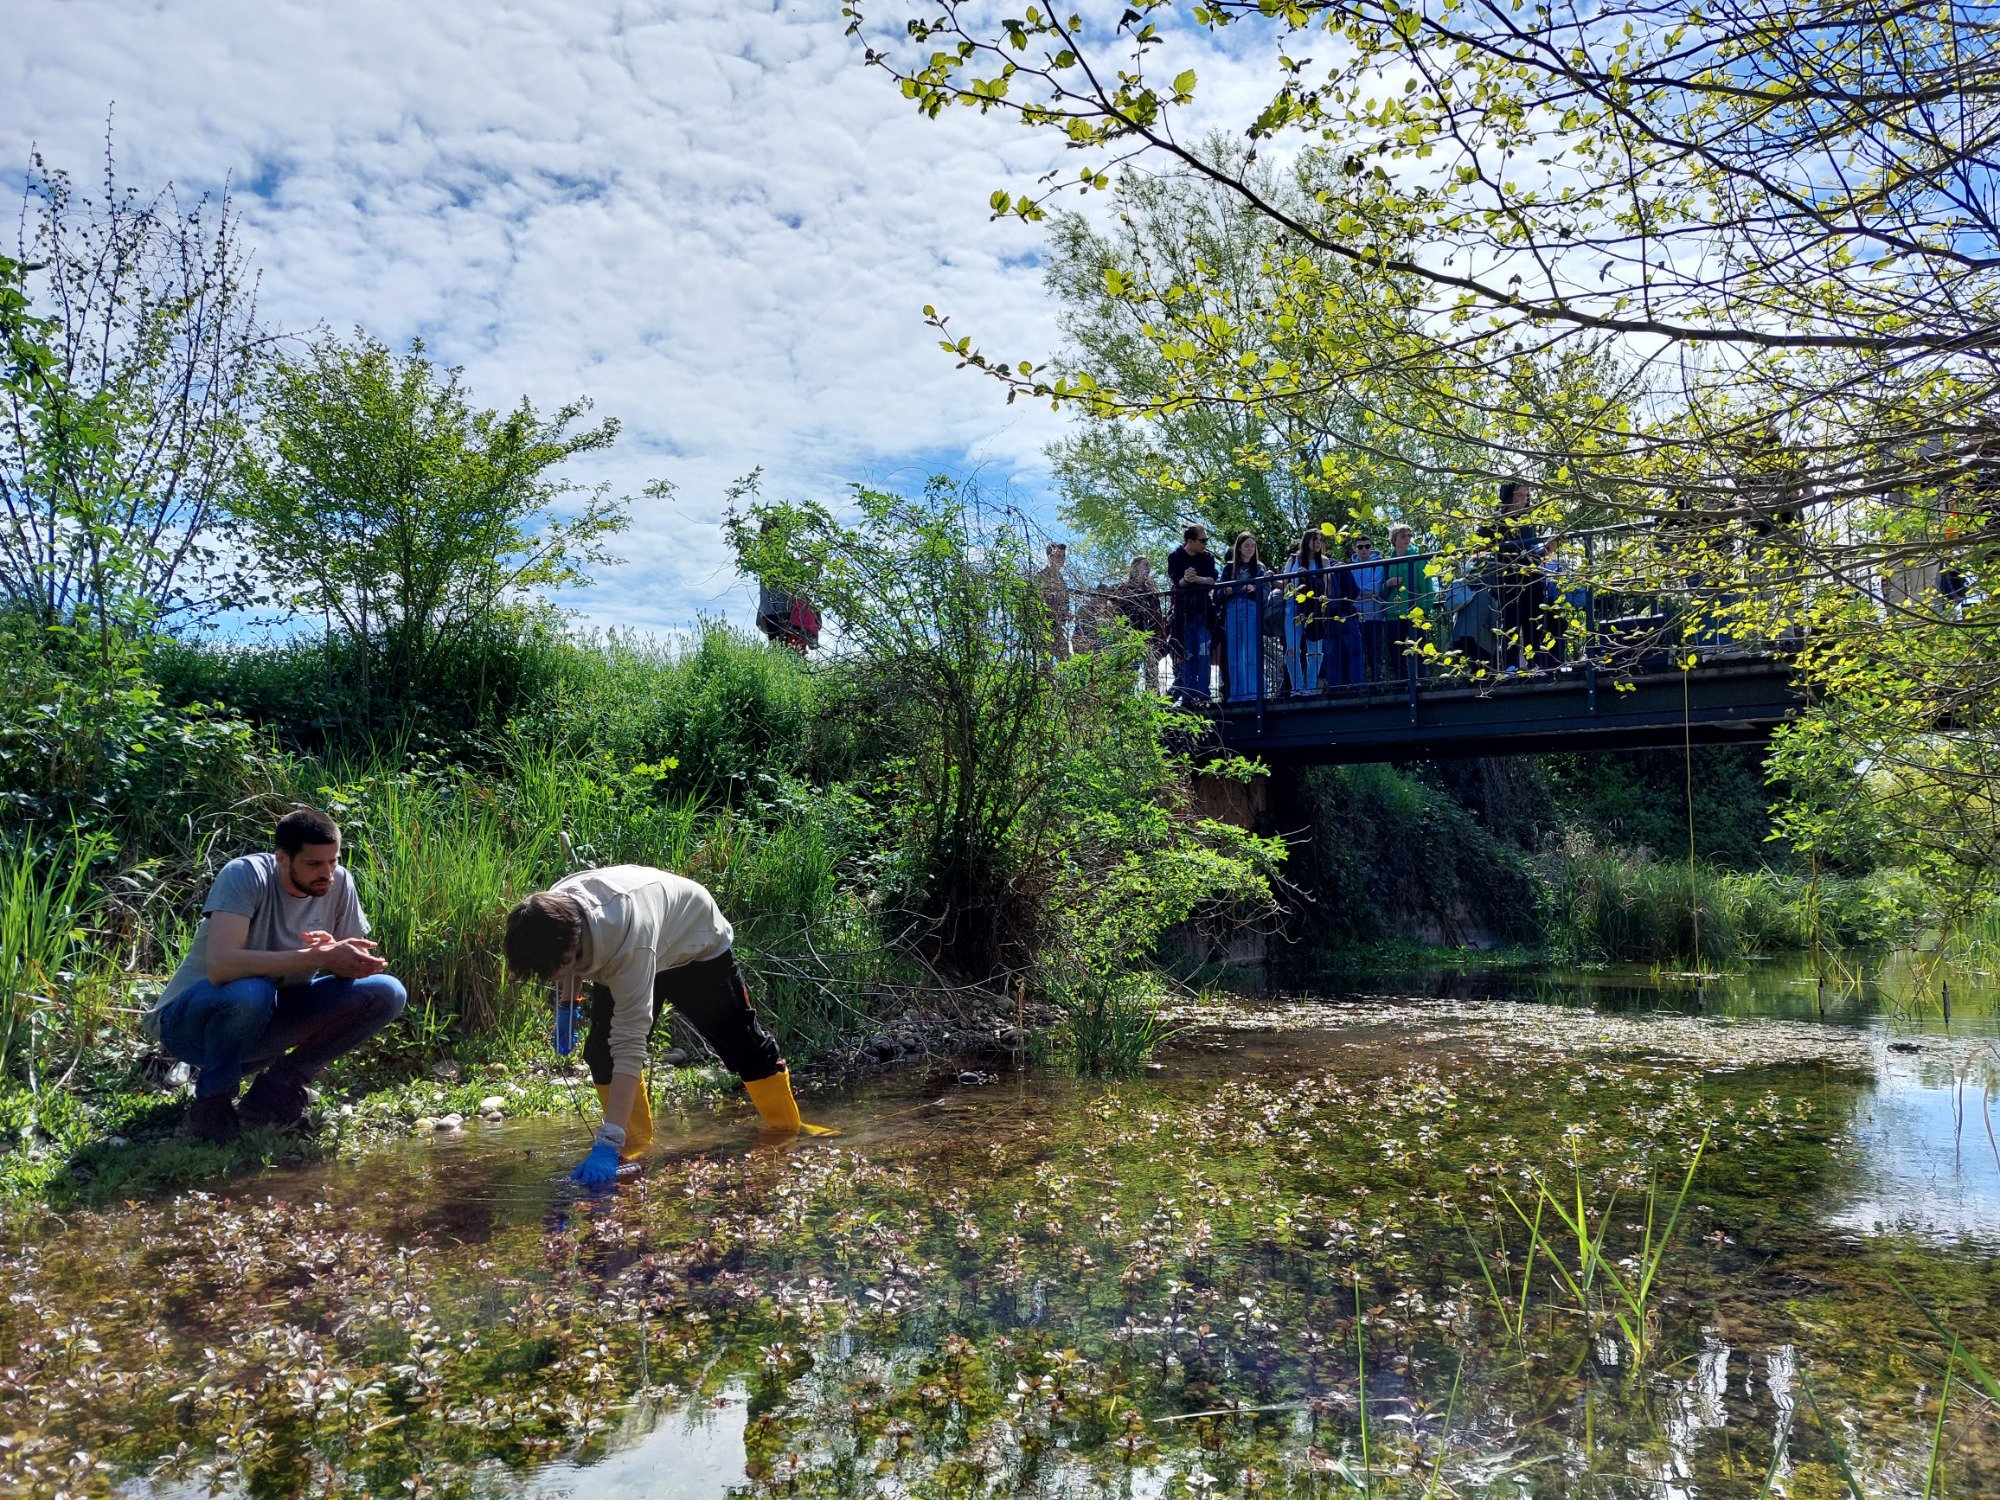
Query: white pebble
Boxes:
[
  {"xmin": 436, "ymin": 1113, "xmax": 463, "ymax": 1130},
  {"xmin": 478, "ymin": 1095, "xmax": 505, "ymax": 1114},
  {"xmin": 413, "ymin": 1116, "xmax": 438, "ymax": 1133}
]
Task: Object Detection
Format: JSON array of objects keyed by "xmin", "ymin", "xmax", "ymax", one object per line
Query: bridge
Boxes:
[
  {"xmin": 1143, "ymin": 525, "xmax": 1810, "ymax": 764},
  {"xmin": 1210, "ymin": 650, "xmax": 1802, "ymax": 764}
]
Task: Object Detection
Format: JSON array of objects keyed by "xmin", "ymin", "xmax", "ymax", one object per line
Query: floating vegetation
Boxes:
[{"xmin": 3, "ymin": 1003, "xmax": 1999, "ymax": 1496}]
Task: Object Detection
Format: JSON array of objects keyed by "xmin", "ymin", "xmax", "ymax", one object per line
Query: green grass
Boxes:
[
  {"xmin": 1036, "ymin": 970, "xmax": 1177, "ymax": 1077},
  {"xmin": 1538, "ymin": 840, "xmax": 1914, "ymax": 965},
  {"xmin": 0, "ymin": 836, "xmax": 102, "ymax": 1076}
]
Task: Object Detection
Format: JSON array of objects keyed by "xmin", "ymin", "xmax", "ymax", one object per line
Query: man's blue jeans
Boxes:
[
  {"xmin": 1174, "ymin": 615, "xmax": 1213, "ymax": 701},
  {"xmin": 157, "ymin": 974, "xmax": 408, "ymax": 1100}
]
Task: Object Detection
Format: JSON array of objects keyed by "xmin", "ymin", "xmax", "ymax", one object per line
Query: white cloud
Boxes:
[{"xmin": 6, "ymin": 1, "xmax": 1295, "ymax": 630}]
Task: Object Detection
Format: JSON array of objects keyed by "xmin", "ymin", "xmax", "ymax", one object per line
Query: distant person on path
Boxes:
[
  {"xmin": 147, "ymin": 809, "xmax": 407, "ymax": 1144},
  {"xmin": 1112, "ymin": 555, "xmax": 1169, "ymax": 689},
  {"xmin": 1036, "ymin": 542, "xmax": 1074, "ymax": 660},
  {"xmin": 1167, "ymin": 524, "xmax": 1219, "ymax": 702},
  {"xmin": 1218, "ymin": 531, "xmax": 1271, "ymax": 702},
  {"xmin": 504, "ymin": 865, "xmax": 829, "ymax": 1188},
  {"xmin": 754, "ymin": 520, "xmax": 821, "ymax": 651}
]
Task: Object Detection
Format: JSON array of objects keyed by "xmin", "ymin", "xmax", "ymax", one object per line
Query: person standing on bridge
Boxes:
[
  {"xmin": 1284, "ymin": 526, "xmax": 1333, "ymax": 694},
  {"xmin": 1350, "ymin": 535, "xmax": 1387, "ymax": 682},
  {"xmin": 1487, "ymin": 481, "xmax": 1545, "ymax": 672},
  {"xmin": 1167, "ymin": 524, "xmax": 1219, "ymax": 703},
  {"xmin": 1218, "ymin": 531, "xmax": 1271, "ymax": 703},
  {"xmin": 1112, "ymin": 555, "xmax": 1169, "ymax": 690},
  {"xmin": 1320, "ymin": 545, "xmax": 1363, "ymax": 689},
  {"xmin": 1382, "ymin": 523, "xmax": 1433, "ymax": 682}
]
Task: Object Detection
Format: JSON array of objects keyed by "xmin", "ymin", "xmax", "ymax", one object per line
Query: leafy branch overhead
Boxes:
[{"xmin": 848, "ymin": 1, "xmax": 2000, "ymax": 503}]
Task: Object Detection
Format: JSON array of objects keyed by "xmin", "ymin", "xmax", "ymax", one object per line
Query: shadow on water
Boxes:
[{"xmin": 7, "ymin": 959, "xmax": 2000, "ymax": 1497}]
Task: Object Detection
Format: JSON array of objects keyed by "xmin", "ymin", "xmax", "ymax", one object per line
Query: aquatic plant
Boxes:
[
  {"xmin": 3, "ymin": 1003, "xmax": 1994, "ymax": 1496},
  {"xmin": 1038, "ymin": 969, "xmax": 1178, "ymax": 1077}
]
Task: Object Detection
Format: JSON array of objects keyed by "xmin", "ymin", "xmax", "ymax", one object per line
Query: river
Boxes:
[{"xmin": 4, "ymin": 960, "xmax": 1998, "ymax": 1496}]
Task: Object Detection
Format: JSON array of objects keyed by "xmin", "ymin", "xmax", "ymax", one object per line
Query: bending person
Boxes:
[
  {"xmin": 148, "ymin": 808, "xmax": 407, "ymax": 1143},
  {"xmin": 503, "ymin": 864, "xmax": 827, "ymax": 1187}
]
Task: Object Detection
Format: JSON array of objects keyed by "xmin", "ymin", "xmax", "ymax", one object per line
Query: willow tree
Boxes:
[{"xmin": 846, "ymin": 0, "xmax": 2000, "ymax": 893}]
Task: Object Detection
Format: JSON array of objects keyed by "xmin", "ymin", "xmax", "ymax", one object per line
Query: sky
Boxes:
[{"xmin": 4, "ymin": 0, "xmax": 1272, "ymax": 634}]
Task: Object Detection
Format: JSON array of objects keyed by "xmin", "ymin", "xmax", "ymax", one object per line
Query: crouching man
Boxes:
[
  {"xmin": 147, "ymin": 809, "xmax": 408, "ymax": 1142},
  {"xmin": 503, "ymin": 864, "xmax": 827, "ymax": 1188}
]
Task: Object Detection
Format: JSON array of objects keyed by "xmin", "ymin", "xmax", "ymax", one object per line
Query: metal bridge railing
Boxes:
[{"xmin": 1059, "ymin": 528, "xmax": 1798, "ymax": 735}]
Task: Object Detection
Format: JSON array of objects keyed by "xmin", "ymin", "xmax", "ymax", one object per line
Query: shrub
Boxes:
[{"xmin": 0, "ymin": 622, "xmax": 265, "ymax": 865}]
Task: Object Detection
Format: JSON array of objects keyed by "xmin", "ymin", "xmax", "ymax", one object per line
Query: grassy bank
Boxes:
[{"xmin": 1, "ymin": 600, "xmax": 1277, "ymax": 1201}]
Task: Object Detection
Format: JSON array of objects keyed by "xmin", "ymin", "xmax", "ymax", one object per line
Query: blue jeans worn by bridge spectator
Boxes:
[
  {"xmin": 156, "ymin": 973, "xmax": 408, "ymax": 1100},
  {"xmin": 1173, "ymin": 614, "xmax": 1213, "ymax": 702},
  {"xmin": 1322, "ymin": 619, "xmax": 1363, "ymax": 688}
]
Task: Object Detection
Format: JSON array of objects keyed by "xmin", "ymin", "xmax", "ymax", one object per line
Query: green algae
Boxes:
[{"xmin": 3, "ymin": 999, "xmax": 1999, "ymax": 1497}]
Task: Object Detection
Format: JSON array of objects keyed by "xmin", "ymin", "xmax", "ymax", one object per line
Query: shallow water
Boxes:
[{"xmin": 7, "ymin": 966, "xmax": 2000, "ymax": 1498}]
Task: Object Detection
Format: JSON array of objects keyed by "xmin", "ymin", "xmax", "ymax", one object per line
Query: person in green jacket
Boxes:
[{"xmin": 1382, "ymin": 523, "xmax": 1436, "ymax": 682}]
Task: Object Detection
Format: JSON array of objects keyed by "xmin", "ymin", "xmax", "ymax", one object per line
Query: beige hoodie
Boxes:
[{"xmin": 551, "ymin": 866, "xmax": 733, "ymax": 1079}]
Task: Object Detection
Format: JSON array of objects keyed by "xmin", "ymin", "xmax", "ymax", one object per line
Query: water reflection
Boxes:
[{"xmin": 1315, "ymin": 955, "xmax": 2000, "ymax": 1246}]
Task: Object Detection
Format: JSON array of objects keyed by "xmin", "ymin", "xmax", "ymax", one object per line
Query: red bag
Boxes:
[{"xmin": 789, "ymin": 598, "xmax": 821, "ymax": 640}]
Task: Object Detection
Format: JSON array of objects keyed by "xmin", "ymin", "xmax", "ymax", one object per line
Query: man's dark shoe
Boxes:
[
  {"xmin": 185, "ymin": 1095, "xmax": 242, "ymax": 1145},
  {"xmin": 239, "ymin": 1069, "xmax": 312, "ymax": 1130}
]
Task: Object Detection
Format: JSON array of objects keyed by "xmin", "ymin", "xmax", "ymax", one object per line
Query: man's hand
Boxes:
[
  {"xmin": 301, "ymin": 930, "xmax": 337, "ymax": 950},
  {"xmin": 319, "ymin": 937, "xmax": 387, "ymax": 978}
]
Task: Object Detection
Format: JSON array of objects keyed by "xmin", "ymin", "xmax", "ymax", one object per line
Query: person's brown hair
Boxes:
[
  {"xmin": 275, "ymin": 808, "xmax": 339, "ymax": 855},
  {"xmin": 504, "ymin": 892, "xmax": 587, "ymax": 980}
]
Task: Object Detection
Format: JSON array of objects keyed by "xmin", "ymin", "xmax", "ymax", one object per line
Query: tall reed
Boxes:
[{"xmin": 0, "ymin": 840, "xmax": 100, "ymax": 1077}]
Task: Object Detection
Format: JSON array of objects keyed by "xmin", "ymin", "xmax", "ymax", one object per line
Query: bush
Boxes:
[
  {"xmin": 512, "ymin": 626, "xmax": 824, "ymax": 796},
  {"xmin": 151, "ymin": 613, "xmax": 572, "ymax": 758},
  {"xmin": 1537, "ymin": 833, "xmax": 1916, "ymax": 964},
  {"xmin": 0, "ymin": 622, "xmax": 266, "ymax": 865}
]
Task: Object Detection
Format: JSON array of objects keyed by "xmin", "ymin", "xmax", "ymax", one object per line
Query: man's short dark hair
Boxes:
[
  {"xmin": 1183, "ymin": 524, "xmax": 1206, "ymax": 542},
  {"xmin": 505, "ymin": 892, "xmax": 587, "ymax": 981},
  {"xmin": 275, "ymin": 808, "xmax": 340, "ymax": 856}
]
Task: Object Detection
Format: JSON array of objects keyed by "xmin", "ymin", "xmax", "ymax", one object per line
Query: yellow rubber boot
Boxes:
[
  {"xmin": 742, "ymin": 1067, "xmax": 837, "ymax": 1137},
  {"xmin": 592, "ymin": 1079, "xmax": 655, "ymax": 1163}
]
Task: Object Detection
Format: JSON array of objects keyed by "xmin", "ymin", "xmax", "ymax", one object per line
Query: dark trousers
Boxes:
[
  {"xmin": 1360, "ymin": 619, "xmax": 1388, "ymax": 682},
  {"xmin": 582, "ymin": 949, "xmax": 784, "ymax": 1086},
  {"xmin": 1385, "ymin": 618, "xmax": 1423, "ymax": 681}
]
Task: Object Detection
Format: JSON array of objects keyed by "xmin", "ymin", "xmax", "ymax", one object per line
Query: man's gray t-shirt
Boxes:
[{"xmin": 148, "ymin": 854, "xmax": 371, "ymax": 1030}]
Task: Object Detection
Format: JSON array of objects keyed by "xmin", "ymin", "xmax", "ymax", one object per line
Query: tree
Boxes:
[
  {"xmin": 232, "ymin": 330, "xmax": 638, "ymax": 713},
  {"xmin": 726, "ymin": 478, "xmax": 1278, "ymax": 979},
  {"xmin": 848, "ymin": 0, "xmax": 2000, "ymax": 889},
  {"xmin": 0, "ymin": 148, "xmax": 263, "ymax": 653},
  {"xmin": 1039, "ymin": 140, "xmax": 1631, "ymax": 562}
]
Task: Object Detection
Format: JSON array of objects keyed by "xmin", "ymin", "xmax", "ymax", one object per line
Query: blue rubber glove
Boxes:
[
  {"xmin": 552, "ymin": 997, "xmax": 581, "ymax": 1056},
  {"xmin": 571, "ymin": 1139, "xmax": 620, "ymax": 1188}
]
